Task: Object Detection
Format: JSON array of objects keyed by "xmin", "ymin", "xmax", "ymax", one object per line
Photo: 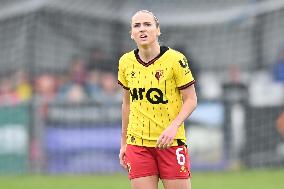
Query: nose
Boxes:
[{"xmin": 139, "ymin": 25, "xmax": 146, "ymax": 32}]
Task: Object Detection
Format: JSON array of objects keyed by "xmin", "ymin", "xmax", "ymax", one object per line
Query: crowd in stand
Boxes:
[
  {"xmin": 0, "ymin": 56, "xmax": 121, "ymax": 106},
  {"xmin": 1, "ymin": 42, "xmax": 284, "ymax": 107}
]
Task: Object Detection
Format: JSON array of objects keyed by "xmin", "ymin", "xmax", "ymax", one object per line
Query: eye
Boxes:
[
  {"xmin": 144, "ymin": 23, "xmax": 151, "ymax": 27},
  {"xmin": 133, "ymin": 24, "xmax": 140, "ymax": 28}
]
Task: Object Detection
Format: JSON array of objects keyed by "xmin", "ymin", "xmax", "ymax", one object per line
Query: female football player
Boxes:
[{"xmin": 118, "ymin": 10, "xmax": 197, "ymax": 189}]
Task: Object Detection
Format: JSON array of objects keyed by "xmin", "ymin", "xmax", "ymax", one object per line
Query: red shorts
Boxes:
[{"xmin": 125, "ymin": 144, "xmax": 191, "ymax": 180}]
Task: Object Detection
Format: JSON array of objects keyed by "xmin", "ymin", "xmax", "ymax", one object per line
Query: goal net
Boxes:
[{"xmin": 0, "ymin": 0, "xmax": 283, "ymax": 174}]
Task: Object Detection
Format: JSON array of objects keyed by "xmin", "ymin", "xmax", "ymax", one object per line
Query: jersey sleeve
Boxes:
[
  {"xmin": 173, "ymin": 55, "xmax": 195, "ymax": 90},
  {"xmin": 118, "ymin": 57, "xmax": 129, "ymax": 90}
]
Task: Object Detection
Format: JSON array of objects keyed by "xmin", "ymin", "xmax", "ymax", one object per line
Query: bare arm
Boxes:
[
  {"xmin": 119, "ymin": 89, "xmax": 130, "ymax": 169},
  {"xmin": 156, "ymin": 84, "xmax": 197, "ymax": 149}
]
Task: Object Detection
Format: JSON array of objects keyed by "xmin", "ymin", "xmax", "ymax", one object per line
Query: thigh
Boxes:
[
  {"xmin": 125, "ymin": 145, "xmax": 158, "ymax": 179},
  {"xmin": 156, "ymin": 145, "xmax": 191, "ymax": 179},
  {"xmin": 131, "ymin": 175, "xmax": 159, "ymax": 189}
]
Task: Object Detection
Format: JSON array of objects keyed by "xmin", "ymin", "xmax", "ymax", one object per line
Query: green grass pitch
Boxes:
[{"xmin": 0, "ymin": 169, "xmax": 283, "ymax": 189}]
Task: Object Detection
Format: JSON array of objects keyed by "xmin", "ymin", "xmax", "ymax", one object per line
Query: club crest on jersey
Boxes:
[{"xmin": 155, "ymin": 70, "xmax": 163, "ymax": 81}]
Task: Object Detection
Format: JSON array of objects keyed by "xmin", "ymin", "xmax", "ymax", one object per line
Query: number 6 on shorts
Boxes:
[{"xmin": 176, "ymin": 147, "xmax": 186, "ymax": 166}]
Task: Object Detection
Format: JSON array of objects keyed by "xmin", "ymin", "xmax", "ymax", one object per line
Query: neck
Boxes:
[{"xmin": 138, "ymin": 43, "xmax": 160, "ymax": 63}]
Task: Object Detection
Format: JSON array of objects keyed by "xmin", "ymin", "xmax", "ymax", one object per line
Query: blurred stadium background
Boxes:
[{"xmin": 0, "ymin": 0, "xmax": 284, "ymax": 188}]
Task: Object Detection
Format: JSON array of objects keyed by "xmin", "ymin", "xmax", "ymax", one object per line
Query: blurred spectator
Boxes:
[
  {"xmin": 273, "ymin": 45, "xmax": 284, "ymax": 83},
  {"xmin": 13, "ymin": 69, "xmax": 32, "ymax": 101},
  {"xmin": 34, "ymin": 73, "xmax": 57, "ymax": 101},
  {"xmin": 64, "ymin": 84, "xmax": 88, "ymax": 103},
  {"xmin": 96, "ymin": 71, "xmax": 121, "ymax": 104},
  {"xmin": 34, "ymin": 73, "xmax": 58, "ymax": 120},
  {"xmin": 277, "ymin": 112, "xmax": 284, "ymax": 137},
  {"xmin": 0, "ymin": 77, "xmax": 20, "ymax": 106},
  {"xmin": 57, "ymin": 56, "xmax": 91, "ymax": 103},
  {"xmin": 276, "ymin": 112, "xmax": 284, "ymax": 157},
  {"xmin": 87, "ymin": 68, "xmax": 103, "ymax": 100}
]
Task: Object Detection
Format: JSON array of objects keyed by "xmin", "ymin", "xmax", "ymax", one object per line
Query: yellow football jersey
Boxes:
[{"xmin": 118, "ymin": 46, "xmax": 195, "ymax": 147}]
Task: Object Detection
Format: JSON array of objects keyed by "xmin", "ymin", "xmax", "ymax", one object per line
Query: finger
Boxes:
[
  {"xmin": 164, "ymin": 138, "xmax": 172, "ymax": 149},
  {"xmin": 162, "ymin": 137, "xmax": 174, "ymax": 149},
  {"xmin": 119, "ymin": 154, "xmax": 127, "ymax": 169},
  {"xmin": 121, "ymin": 161, "xmax": 127, "ymax": 169},
  {"xmin": 156, "ymin": 135, "xmax": 164, "ymax": 147},
  {"xmin": 160, "ymin": 143, "xmax": 168, "ymax": 149},
  {"xmin": 163, "ymin": 138, "xmax": 172, "ymax": 149},
  {"xmin": 158, "ymin": 136, "xmax": 169, "ymax": 149},
  {"xmin": 120, "ymin": 158, "xmax": 127, "ymax": 169},
  {"xmin": 157, "ymin": 137, "xmax": 165, "ymax": 148}
]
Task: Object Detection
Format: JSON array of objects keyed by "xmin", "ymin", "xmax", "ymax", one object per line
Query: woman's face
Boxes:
[{"xmin": 131, "ymin": 12, "xmax": 160, "ymax": 47}]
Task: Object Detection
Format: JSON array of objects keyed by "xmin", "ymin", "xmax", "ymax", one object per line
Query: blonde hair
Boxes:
[{"xmin": 132, "ymin": 10, "xmax": 160, "ymax": 28}]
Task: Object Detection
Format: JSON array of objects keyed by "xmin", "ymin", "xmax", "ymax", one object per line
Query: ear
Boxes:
[
  {"xmin": 157, "ymin": 27, "xmax": 161, "ymax": 37},
  {"xmin": 129, "ymin": 30, "xmax": 134, "ymax": 39}
]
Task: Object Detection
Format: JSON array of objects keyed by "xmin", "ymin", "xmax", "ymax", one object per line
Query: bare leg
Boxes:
[
  {"xmin": 162, "ymin": 178, "xmax": 191, "ymax": 189},
  {"xmin": 130, "ymin": 175, "xmax": 159, "ymax": 189}
]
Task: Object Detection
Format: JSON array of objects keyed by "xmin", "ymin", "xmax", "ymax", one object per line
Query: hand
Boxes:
[
  {"xmin": 156, "ymin": 123, "xmax": 179, "ymax": 149},
  {"xmin": 119, "ymin": 145, "xmax": 127, "ymax": 169}
]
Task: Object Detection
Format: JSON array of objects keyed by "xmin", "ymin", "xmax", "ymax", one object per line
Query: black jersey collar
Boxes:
[{"xmin": 134, "ymin": 46, "xmax": 169, "ymax": 67}]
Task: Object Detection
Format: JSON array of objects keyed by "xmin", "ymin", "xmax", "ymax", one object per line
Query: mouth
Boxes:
[{"xmin": 140, "ymin": 34, "xmax": 148, "ymax": 40}]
